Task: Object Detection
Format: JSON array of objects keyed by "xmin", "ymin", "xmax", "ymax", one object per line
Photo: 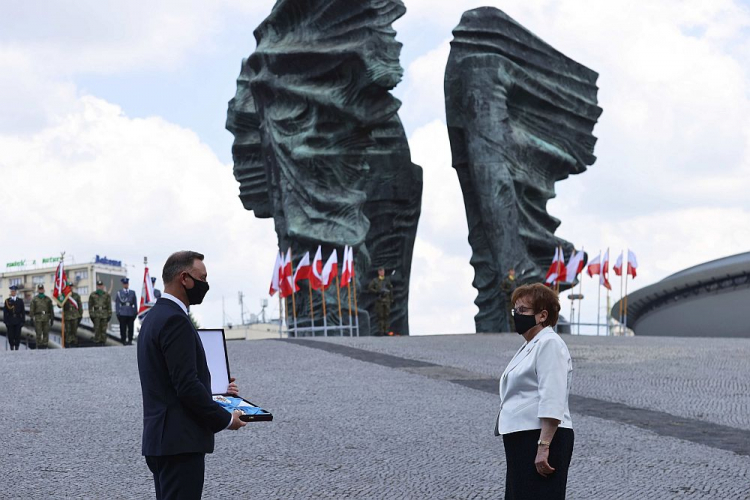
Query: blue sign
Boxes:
[{"xmin": 95, "ymin": 255, "xmax": 122, "ymax": 267}]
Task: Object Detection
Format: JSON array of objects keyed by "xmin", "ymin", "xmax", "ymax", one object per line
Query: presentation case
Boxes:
[{"xmin": 197, "ymin": 329, "xmax": 273, "ymax": 423}]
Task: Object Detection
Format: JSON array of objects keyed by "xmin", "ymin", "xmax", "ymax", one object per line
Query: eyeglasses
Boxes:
[{"xmin": 512, "ymin": 306, "xmax": 535, "ymax": 316}]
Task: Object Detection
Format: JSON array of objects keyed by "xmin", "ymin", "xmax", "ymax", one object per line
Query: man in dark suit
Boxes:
[
  {"xmin": 3, "ymin": 285, "xmax": 25, "ymax": 350},
  {"xmin": 137, "ymin": 251, "xmax": 246, "ymax": 499}
]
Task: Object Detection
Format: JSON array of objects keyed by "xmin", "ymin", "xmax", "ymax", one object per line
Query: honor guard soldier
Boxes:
[
  {"xmin": 89, "ymin": 280, "xmax": 112, "ymax": 346},
  {"xmin": 151, "ymin": 277, "xmax": 161, "ymax": 299},
  {"xmin": 3, "ymin": 285, "xmax": 25, "ymax": 350},
  {"xmin": 500, "ymin": 268, "xmax": 517, "ymax": 332},
  {"xmin": 367, "ymin": 267, "xmax": 394, "ymax": 336},
  {"xmin": 30, "ymin": 284, "xmax": 54, "ymax": 349},
  {"xmin": 116, "ymin": 277, "xmax": 137, "ymax": 345},
  {"xmin": 62, "ymin": 283, "xmax": 83, "ymax": 348}
]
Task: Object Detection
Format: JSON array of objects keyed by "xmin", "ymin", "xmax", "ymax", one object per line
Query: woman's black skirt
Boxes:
[{"xmin": 502, "ymin": 428, "xmax": 574, "ymax": 500}]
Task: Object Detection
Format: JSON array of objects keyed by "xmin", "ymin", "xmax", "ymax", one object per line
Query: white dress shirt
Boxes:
[{"xmin": 495, "ymin": 326, "xmax": 573, "ymax": 435}]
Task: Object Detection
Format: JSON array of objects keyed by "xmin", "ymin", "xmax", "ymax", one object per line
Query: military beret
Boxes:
[
  {"xmin": 120, "ymin": 277, "xmax": 129, "ymax": 284},
  {"xmin": 9, "ymin": 285, "xmax": 18, "ymax": 291},
  {"xmin": 37, "ymin": 283, "xmax": 44, "ymax": 289},
  {"xmin": 96, "ymin": 279, "xmax": 104, "ymax": 286}
]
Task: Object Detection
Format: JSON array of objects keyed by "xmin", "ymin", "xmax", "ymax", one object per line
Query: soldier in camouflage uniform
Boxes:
[
  {"xmin": 367, "ymin": 267, "xmax": 393, "ymax": 336},
  {"xmin": 500, "ymin": 268, "xmax": 517, "ymax": 332},
  {"xmin": 30, "ymin": 284, "xmax": 54, "ymax": 349},
  {"xmin": 88, "ymin": 280, "xmax": 112, "ymax": 346},
  {"xmin": 62, "ymin": 283, "xmax": 83, "ymax": 348}
]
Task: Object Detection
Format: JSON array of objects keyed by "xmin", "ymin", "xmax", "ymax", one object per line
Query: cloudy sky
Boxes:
[{"xmin": 2, "ymin": 0, "xmax": 749, "ymax": 335}]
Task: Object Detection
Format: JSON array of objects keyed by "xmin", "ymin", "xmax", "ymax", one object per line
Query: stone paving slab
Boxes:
[{"xmin": 0, "ymin": 335, "xmax": 748, "ymax": 499}]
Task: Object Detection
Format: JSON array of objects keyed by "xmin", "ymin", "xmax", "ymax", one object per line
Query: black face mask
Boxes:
[
  {"xmin": 514, "ymin": 312, "xmax": 539, "ymax": 336},
  {"xmin": 184, "ymin": 274, "xmax": 209, "ymax": 305}
]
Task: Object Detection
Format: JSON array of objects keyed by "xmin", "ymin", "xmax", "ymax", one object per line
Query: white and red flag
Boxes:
[
  {"xmin": 627, "ymin": 250, "xmax": 638, "ymax": 278},
  {"xmin": 269, "ymin": 252, "xmax": 282, "ymax": 296},
  {"xmin": 53, "ymin": 261, "xmax": 78, "ymax": 309},
  {"xmin": 293, "ymin": 252, "xmax": 312, "ymax": 291},
  {"xmin": 138, "ymin": 266, "xmax": 157, "ymax": 319},
  {"xmin": 600, "ymin": 249, "xmax": 612, "ymax": 290},
  {"xmin": 340, "ymin": 246, "xmax": 354, "ymax": 286},
  {"xmin": 544, "ymin": 247, "xmax": 567, "ymax": 285},
  {"xmin": 565, "ymin": 249, "xmax": 586, "ymax": 282},
  {"xmin": 321, "ymin": 249, "xmax": 339, "ymax": 289},
  {"xmin": 310, "ymin": 246, "xmax": 324, "ymax": 290},
  {"xmin": 587, "ymin": 252, "xmax": 602, "ymax": 277},
  {"xmin": 279, "ymin": 248, "xmax": 295, "ymax": 298},
  {"xmin": 613, "ymin": 251, "xmax": 624, "ymax": 277}
]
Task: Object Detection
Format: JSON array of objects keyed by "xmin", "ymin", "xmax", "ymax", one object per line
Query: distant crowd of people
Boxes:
[{"xmin": 2, "ymin": 277, "xmax": 161, "ymax": 349}]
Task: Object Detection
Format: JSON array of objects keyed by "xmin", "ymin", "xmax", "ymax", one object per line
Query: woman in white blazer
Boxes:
[{"xmin": 495, "ymin": 283, "xmax": 573, "ymax": 500}]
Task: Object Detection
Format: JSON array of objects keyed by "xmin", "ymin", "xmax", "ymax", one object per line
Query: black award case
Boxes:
[{"xmin": 197, "ymin": 329, "xmax": 273, "ymax": 423}]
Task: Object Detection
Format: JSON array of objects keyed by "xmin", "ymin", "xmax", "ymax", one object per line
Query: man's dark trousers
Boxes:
[
  {"xmin": 146, "ymin": 453, "xmax": 205, "ymax": 500},
  {"xmin": 7, "ymin": 324, "xmax": 22, "ymax": 349},
  {"xmin": 118, "ymin": 315, "xmax": 135, "ymax": 344}
]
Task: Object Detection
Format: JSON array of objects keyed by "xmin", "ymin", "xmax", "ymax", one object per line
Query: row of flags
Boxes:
[
  {"xmin": 544, "ymin": 248, "xmax": 639, "ymax": 290},
  {"xmin": 270, "ymin": 245, "xmax": 357, "ymax": 299}
]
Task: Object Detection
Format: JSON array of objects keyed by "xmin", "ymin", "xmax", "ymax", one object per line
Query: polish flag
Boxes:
[
  {"xmin": 138, "ymin": 266, "xmax": 157, "ymax": 319},
  {"xmin": 53, "ymin": 261, "xmax": 78, "ymax": 309},
  {"xmin": 587, "ymin": 252, "xmax": 601, "ymax": 277},
  {"xmin": 544, "ymin": 247, "xmax": 566, "ymax": 285},
  {"xmin": 600, "ymin": 249, "xmax": 612, "ymax": 290},
  {"xmin": 627, "ymin": 250, "xmax": 638, "ymax": 278},
  {"xmin": 269, "ymin": 252, "xmax": 282, "ymax": 296},
  {"xmin": 310, "ymin": 246, "xmax": 324, "ymax": 290},
  {"xmin": 340, "ymin": 246, "xmax": 353, "ymax": 286},
  {"xmin": 613, "ymin": 251, "xmax": 624, "ymax": 277},
  {"xmin": 279, "ymin": 248, "xmax": 294, "ymax": 298},
  {"xmin": 293, "ymin": 252, "xmax": 311, "ymax": 291},
  {"xmin": 565, "ymin": 249, "xmax": 585, "ymax": 282},
  {"xmin": 321, "ymin": 249, "xmax": 339, "ymax": 289}
]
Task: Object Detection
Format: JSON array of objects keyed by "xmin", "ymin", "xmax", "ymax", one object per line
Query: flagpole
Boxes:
[
  {"xmin": 290, "ymin": 291, "xmax": 297, "ymax": 338},
  {"xmin": 352, "ymin": 269, "xmax": 360, "ymax": 337},
  {"xmin": 278, "ymin": 295, "xmax": 283, "ymax": 338},
  {"xmin": 347, "ymin": 282, "xmax": 353, "ymax": 337},
  {"xmin": 606, "ymin": 288, "xmax": 611, "ymax": 336},
  {"xmin": 577, "ymin": 270, "xmax": 583, "ymax": 336},
  {"xmin": 624, "ymin": 270, "xmax": 630, "ymax": 331},
  {"xmin": 321, "ymin": 288, "xmax": 328, "ymax": 337},
  {"xmin": 308, "ymin": 282, "xmax": 315, "ymax": 337},
  {"xmin": 596, "ymin": 274, "xmax": 601, "ymax": 336},
  {"xmin": 335, "ymin": 274, "xmax": 343, "ymax": 336}
]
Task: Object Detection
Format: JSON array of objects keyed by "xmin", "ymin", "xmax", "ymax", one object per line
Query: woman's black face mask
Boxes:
[{"xmin": 513, "ymin": 309, "xmax": 539, "ymax": 335}]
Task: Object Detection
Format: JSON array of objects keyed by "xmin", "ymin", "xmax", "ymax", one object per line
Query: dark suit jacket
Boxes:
[
  {"xmin": 3, "ymin": 297, "xmax": 25, "ymax": 326},
  {"xmin": 137, "ymin": 298, "xmax": 231, "ymax": 456}
]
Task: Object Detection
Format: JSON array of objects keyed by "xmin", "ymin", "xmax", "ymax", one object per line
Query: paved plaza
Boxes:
[{"xmin": 1, "ymin": 334, "xmax": 749, "ymax": 499}]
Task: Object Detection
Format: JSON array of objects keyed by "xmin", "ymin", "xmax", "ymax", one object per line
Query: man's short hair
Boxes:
[
  {"xmin": 162, "ymin": 251, "xmax": 204, "ymax": 284},
  {"xmin": 511, "ymin": 283, "xmax": 560, "ymax": 327}
]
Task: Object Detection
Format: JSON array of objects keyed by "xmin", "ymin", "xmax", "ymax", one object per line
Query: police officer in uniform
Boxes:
[
  {"xmin": 500, "ymin": 268, "xmax": 517, "ymax": 332},
  {"xmin": 3, "ymin": 285, "xmax": 25, "ymax": 350},
  {"xmin": 62, "ymin": 282, "xmax": 83, "ymax": 348},
  {"xmin": 151, "ymin": 277, "xmax": 162, "ymax": 299},
  {"xmin": 116, "ymin": 277, "xmax": 137, "ymax": 345},
  {"xmin": 30, "ymin": 284, "xmax": 54, "ymax": 348},
  {"xmin": 89, "ymin": 280, "xmax": 112, "ymax": 346},
  {"xmin": 367, "ymin": 267, "xmax": 393, "ymax": 336}
]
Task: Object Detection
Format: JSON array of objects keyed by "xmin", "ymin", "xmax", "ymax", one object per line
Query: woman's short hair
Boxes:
[{"xmin": 511, "ymin": 283, "xmax": 560, "ymax": 327}]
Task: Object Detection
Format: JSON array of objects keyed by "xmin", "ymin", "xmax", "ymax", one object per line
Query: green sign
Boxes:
[
  {"xmin": 5, "ymin": 260, "xmax": 26, "ymax": 268},
  {"xmin": 42, "ymin": 257, "xmax": 61, "ymax": 264}
]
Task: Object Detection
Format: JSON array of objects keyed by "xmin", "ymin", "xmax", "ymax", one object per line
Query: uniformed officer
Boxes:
[
  {"xmin": 367, "ymin": 267, "xmax": 393, "ymax": 336},
  {"xmin": 29, "ymin": 284, "xmax": 54, "ymax": 349},
  {"xmin": 116, "ymin": 277, "xmax": 137, "ymax": 345},
  {"xmin": 500, "ymin": 268, "xmax": 517, "ymax": 332},
  {"xmin": 3, "ymin": 285, "xmax": 26, "ymax": 350},
  {"xmin": 89, "ymin": 280, "xmax": 112, "ymax": 346},
  {"xmin": 62, "ymin": 282, "xmax": 83, "ymax": 348},
  {"xmin": 151, "ymin": 277, "xmax": 162, "ymax": 299}
]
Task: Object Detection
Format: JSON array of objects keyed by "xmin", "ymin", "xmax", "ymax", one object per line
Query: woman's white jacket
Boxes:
[{"xmin": 494, "ymin": 327, "xmax": 573, "ymax": 436}]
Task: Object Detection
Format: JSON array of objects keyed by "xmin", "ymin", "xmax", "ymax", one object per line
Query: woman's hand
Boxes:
[{"xmin": 534, "ymin": 446, "xmax": 556, "ymax": 477}]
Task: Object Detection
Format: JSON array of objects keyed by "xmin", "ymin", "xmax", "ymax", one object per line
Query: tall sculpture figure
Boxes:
[
  {"xmin": 445, "ymin": 8, "xmax": 602, "ymax": 333},
  {"xmin": 227, "ymin": 0, "xmax": 422, "ymax": 335}
]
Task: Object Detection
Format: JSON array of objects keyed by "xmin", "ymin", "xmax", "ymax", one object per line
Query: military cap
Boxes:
[
  {"xmin": 96, "ymin": 279, "xmax": 104, "ymax": 286},
  {"xmin": 120, "ymin": 277, "xmax": 129, "ymax": 284},
  {"xmin": 9, "ymin": 285, "xmax": 18, "ymax": 291},
  {"xmin": 37, "ymin": 283, "xmax": 45, "ymax": 290}
]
